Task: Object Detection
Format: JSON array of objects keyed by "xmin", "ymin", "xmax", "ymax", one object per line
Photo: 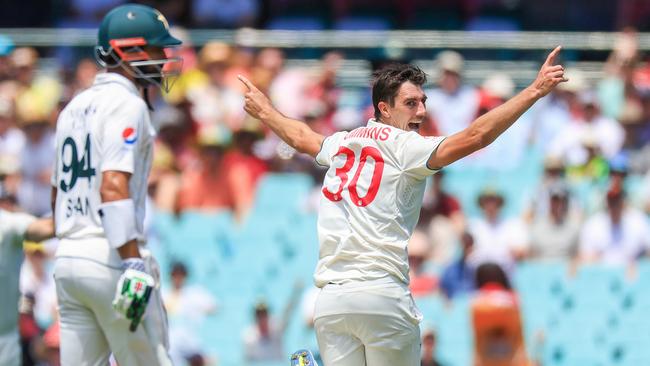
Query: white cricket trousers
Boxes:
[
  {"xmin": 313, "ymin": 278, "xmax": 422, "ymax": 366},
  {"xmin": 54, "ymin": 251, "xmax": 171, "ymax": 366},
  {"xmin": 0, "ymin": 330, "xmax": 20, "ymax": 366}
]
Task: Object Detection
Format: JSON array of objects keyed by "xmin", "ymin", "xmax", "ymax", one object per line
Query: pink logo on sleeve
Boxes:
[{"xmin": 122, "ymin": 127, "xmax": 138, "ymax": 145}]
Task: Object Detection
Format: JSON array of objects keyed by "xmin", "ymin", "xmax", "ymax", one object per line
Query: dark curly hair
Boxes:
[{"xmin": 372, "ymin": 64, "xmax": 427, "ymax": 120}]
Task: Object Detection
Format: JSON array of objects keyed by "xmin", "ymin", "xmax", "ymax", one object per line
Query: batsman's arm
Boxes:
[
  {"xmin": 238, "ymin": 75, "xmax": 324, "ymax": 157},
  {"xmin": 429, "ymin": 46, "xmax": 567, "ymax": 169},
  {"xmin": 100, "ymin": 170, "xmax": 141, "ymax": 259},
  {"xmin": 102, "ymin": 171, "xmax": 153, "ymax": 332}
]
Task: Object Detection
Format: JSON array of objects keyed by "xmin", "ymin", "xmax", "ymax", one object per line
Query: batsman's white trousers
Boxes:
[
  {"xmin": 0, "ymin": 330, "xmax": 20, "ymax": 366},
  {"xmin": 54, "ymin": 249, "xmax": 171, "ymax": 366},
  {"xmin": 313, "ymin": 277, "xmax": 422, "ymax": 366}
]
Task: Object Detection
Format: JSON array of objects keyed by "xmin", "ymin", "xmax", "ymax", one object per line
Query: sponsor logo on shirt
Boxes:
[{"xmin": 122, "ymin": 127, "xmax": 138, "ymax": 145}]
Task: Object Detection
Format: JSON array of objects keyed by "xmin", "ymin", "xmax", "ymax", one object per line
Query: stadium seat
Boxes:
[
  {"xmin": 542, "ymin": 334, "xmax": 608, "ymax": 366},
  {"xmin": 436, "ymin": 295, "xmax": 473, "ymax": 366},
  {"xmin": 247, "ymin": 173, "xmax": 313, "ymax": 218},
  {"xmin": 566, "ymin": 265, "xmax": 626, "ymax": 313},
  {"xmin": 153, "ymin": 211, "xmax": 233, "ymax": 281},
  {"xmin": 607, "ymin": 339, "xmax": 650, "ymax": 366},
  {"xmin": 415, "ymin": 294, "xmax": 446, "ymax": 325},
  {"xmin": 515, "ymin": 261, "xmax": 570, "ymax": 352}
]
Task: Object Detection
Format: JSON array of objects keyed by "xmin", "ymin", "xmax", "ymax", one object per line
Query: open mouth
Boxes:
[{"xmin": 408, "ymin": 122, "xmax": 420, "ymax": 131}]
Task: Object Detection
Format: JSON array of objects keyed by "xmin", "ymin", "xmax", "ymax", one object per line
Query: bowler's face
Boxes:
[{"xmin": 385, "ymin": 82, "xmax": 427, "ymax": 132}]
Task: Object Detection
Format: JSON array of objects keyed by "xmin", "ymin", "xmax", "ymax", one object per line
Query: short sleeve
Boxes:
[
  {"xmin": 100, "ymin": 100, "xmax": 147, "ymax": 173},
  {"xmin": 315, "ymin": 131, "xmax": 348, "ymax": 167},
  {"xmin": 399, "ymin": 133, "xmax": 446, "ymax": 179}
]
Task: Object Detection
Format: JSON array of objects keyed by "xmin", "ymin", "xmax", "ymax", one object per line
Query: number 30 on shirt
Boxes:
[{"xmin": 322, "ymin": 146, "xmax": 384, "ymax": 207}]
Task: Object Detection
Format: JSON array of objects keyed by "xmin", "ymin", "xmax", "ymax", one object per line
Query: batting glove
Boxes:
[{"xmin": 113, "ymin": 258, "xmax": 155, "ymax": 332}]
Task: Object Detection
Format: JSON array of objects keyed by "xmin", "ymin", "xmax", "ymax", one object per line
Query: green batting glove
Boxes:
[{"xmin": 113, "ymin": 269, "xmax": 155, "ymax": 332}]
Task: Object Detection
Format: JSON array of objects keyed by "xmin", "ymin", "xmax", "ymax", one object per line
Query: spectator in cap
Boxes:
[
  {"xmin": 15, "ymin": 95, "xmax": 55, "ymax": 217},
  {"xmin": 579, "ymin": 185, "xmax": 650, "ymax": 266},
  {"xmin": 468, "ymin": 188, "xmax": 529, "ymax": 273},
  {"xmin": 244, "ymin": 283, "xmax": 302, "ymax": 363},
  {"xmin": 8, "ymin": 48, "xmax": 61, "ymax": 121},
  {"xmin": 549, "ymin": 89, "xmax": 625, "ymax": 167},
  {"xmin": 186, "ymin": 42, "xmax": 245, "ymax": 134},
  {"xmin": 162, "ymin": 261, "xmax": 216, "ymax": 366},
  {"xmin": 524, "ymin": 154, "xmax": 575, "ymax": 221},
  {"xmin": 587, "ymin": 152, "xmax": 635, "ymax": 213},
  {"xmin": 529, "ymin": 182, "xmax": 581, "ymax": 261},
  {"xmin": 426, "ymin": 50, "xmax": 480, "ymax": 136},
  {"xmin": 564, "ymin": 130, "xmax": 610, "ymax": 184},
  {"xmin": 162, "ymin": 261, "xmax": 217, "ymax": 321},
  {"xmin": 478, "ymin": 73, "xmax": 516, "ymax": 116},
  {"xmin": 529, "ymin": 69, "xmax": 584, "ymax": 151},
  {"xmin": 244, "ymin": 301, "xmax": 283, "ymax": 361}
]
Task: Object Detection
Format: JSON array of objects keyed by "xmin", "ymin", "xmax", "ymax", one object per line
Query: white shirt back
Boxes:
[
  {"xmin": 51, "ymin": 73, "xmax": 154, "ymax": 250},
  {"xmin": 314, "ymin": 119, "xmax": 445, "ymax": 287},
  {"xmin": 0, "ymin": 209, "xmax": 34, "ymax": 334}
]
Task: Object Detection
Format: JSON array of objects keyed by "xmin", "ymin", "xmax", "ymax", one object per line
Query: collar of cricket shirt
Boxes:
[{"xmin": 93, "ymin": 72, "xmax": 140, "ymax": 97}]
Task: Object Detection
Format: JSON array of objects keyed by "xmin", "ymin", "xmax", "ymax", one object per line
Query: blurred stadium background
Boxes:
[{"xmin": 2, "ymin": 0, "xmax": 650, "ymax": 365}]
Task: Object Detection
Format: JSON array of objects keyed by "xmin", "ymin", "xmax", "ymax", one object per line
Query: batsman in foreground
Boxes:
[
  {"xmin": 241, "ymin": 47, "xmax": 566, "ymax": 366},
  {"xmin": 50, "ymin": 4, "xmax": 182, "ymax": 365}
]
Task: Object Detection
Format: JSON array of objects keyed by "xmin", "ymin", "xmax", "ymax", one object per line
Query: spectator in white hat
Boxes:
[{"xmin": 426, "ymin": 50, "xmax": 480, "ymax": 136}]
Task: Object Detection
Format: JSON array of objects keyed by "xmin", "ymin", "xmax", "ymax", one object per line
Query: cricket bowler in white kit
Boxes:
[
  {"xmin": 0, "ymin": 183, "xmax": 53, "ymax": 366},
  {"xmin": 50, "ymin": 4, "xmax": 182, "ymax": 365},
  {"xmin": 240, "ymin": 47, "xmax": 566, "ymax": 365}
]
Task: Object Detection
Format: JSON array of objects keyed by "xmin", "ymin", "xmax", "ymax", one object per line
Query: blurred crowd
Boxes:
[
  {"xmin": 6, "ymin": 0, "xmax": 650, "ymax": 32},
  {"xmin": 2, "ymin": 23, "xmax": 650, "ymax": 365}
]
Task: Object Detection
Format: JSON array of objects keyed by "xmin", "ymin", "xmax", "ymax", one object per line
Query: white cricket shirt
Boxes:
[
  {"xmin": 0, "ymin": 209, "xmax": 35, "ymax": 335},
  {"xmin": 51, "ymin": 73, "xmax": 154, "ymax": 266},
  {"xmin": 314, "ymin": 119, "xmax": 446, "ymax": 287}
]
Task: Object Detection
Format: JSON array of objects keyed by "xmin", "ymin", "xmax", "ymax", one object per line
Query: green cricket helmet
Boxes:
[{"xmin": 95, "ymin": 4, "xmax": 183, "ymax": 92}]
